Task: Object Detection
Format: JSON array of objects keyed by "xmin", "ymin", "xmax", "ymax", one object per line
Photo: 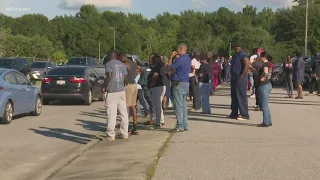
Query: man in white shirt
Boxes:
[{"xmin": 249, "ymin": 49, "xmax": 258, "ymax": 97}]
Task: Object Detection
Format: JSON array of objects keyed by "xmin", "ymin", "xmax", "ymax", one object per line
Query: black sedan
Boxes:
[{"xmin": 41, "ymin": 66, "xmax": 104, "ymax": 105}]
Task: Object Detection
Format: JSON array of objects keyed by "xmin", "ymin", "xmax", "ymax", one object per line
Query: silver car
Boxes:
[{"xmin": 31, "ymin": 61, "xmax": 56, "ymax": 80}]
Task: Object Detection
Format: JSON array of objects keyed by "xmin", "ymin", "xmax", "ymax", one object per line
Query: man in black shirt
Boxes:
[{"xmin": 306, "ymin": 53, "xmax": 320, "ymax": 95}]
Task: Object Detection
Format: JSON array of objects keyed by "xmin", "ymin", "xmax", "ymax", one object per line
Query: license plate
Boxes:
[{"xmin": 56, "ymin": 80, "xmax": 65, "ymax": 85}]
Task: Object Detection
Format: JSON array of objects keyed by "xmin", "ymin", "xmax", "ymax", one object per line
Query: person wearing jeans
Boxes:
[
  {"xmin": 198, "ymin": 55, "xmax": 212, "ymax": 114},
  {"xmin": 229, "ymin": 43, "xmax": 250, "ymax": 121},
  {"xmin": 258, "ymin": 51, "xmax": 272, "ymax": 127},
  {"xmin": 148, "ymin": 55, "xmax": 167, "ymax": 128},
  {"xmin": 169, "ymin": 43, "xmax": 191, "ymax": 132}
]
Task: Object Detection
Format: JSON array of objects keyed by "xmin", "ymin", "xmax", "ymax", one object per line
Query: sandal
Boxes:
[{"xmin": 129, "ymin": 130, "xmax": 139, "ymax": 135}]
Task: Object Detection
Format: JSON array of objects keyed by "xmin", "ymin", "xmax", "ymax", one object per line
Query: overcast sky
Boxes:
[{"xmin": 1, "ymin": 0, "xmax": 293, "ymax": 19}]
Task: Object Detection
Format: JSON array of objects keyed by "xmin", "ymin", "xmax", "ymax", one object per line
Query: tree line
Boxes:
[{"xmin": 0, "ymin": 1, "xmax": 320, "ymax": 62}]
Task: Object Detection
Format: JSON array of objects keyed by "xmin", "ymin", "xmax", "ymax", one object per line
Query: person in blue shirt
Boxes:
[
  {"xmin": 168, "ymin": 43, "xmax": 191, "ymax": 132},
  {"xmin": 229, "ymin": 43, "xmax": 250, "ymax": 120}
]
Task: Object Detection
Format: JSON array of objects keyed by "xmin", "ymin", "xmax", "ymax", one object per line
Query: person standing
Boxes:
[
  {"xmin": 198, "ymin": 53, "xmax": 212, "ymax": 114},
  {"xmin": 161, "ymin": 56, "xmax": 173, "ymax": 109},
  {"xmin": 283, "ymin": 56, "xmax": 294, "ymax": 98},
  {"xmin": 139, "ymin": 53, "xmax": 157, "ymax": 124},
  {"xmin": 249, "ymin": 48, "xmax": 258, "ymax": 97},
  {"xmin": 224, "ymin": 56, "xmax": 231, "ymax": 83},
  {"xmin": 258, "ymin": 51, "xmax": 272, "ymax": 127},
  {"xmin": 305, "ymin": 53, "xmax": 320, "ymax": 96},
  {"xmin": 102, "ymin": 51, "xmax": 129, "ymax": 141},
  {"xmin": 148, "ymin": 55, "xmax": 167, "ymax": 128},
  {"xmin": 293, "ymin": 52, "xmax": 305, "ymax": 99},
  {"xmin": 229, "ymin": 43, "xmax": 250, "ymax": 120},
  {"xmin": 189, "ymin": 52, "xmax": 201, "ymax": 112},
  {"xmin": 135, "ymin": 68, "xmax": 149, "ymax": 116},
  {"xmin": 122, "ymin": 54, "xmax": 139, "ymax": 135},
  {"xmin": 169, "ymin": 43, "xmax": 191, "ymax": 132},
  {"xmin": 212, "ymin": 58, "xmax": 219, "ymax": 91},
  {"xmin": 251, "ymin": 53, "xmax": 263, "ymax": 111}
]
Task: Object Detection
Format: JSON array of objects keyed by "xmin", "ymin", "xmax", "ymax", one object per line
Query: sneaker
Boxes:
[
  {"xmin": 189, "ymin": 108, "xmax": 195, "ymax": 112},
  {"xmin": 236, "ymin": 116, "xmax": 249, "ymax": 121},
  {"xmin": 305, "ymin": 93, "xmax": 313, "ymax": 96},
  {"xmin": 120, "ymin": 135, "xmax": 128, "ymax": 139},
  {"xmin": 170, "ymin": 128, "xmax": 184, "ymax": 133},
  {"xmin": 168, "ymin": 103, "xmax": 173, "ymax": 108}
]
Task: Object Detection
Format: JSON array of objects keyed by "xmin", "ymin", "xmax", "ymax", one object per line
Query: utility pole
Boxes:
[
  {"xmin": 109, "ymin": 27, "xmax": 116, "ymax": 50},
  {"xmin": 98, "ymin": 42, "xmax": 101, "ymax": 62},
  {"xmin": 305, "ymin": 0, "xmax": 309, "ymax": 56},
  {"xmin": 113, "ymin": 27, "xmax": 116, "ymax": 50}
]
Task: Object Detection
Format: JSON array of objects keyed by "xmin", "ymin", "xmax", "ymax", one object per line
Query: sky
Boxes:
[{"xmin": 1, "ymin": 0, "xmax": 294, "ymax": 19}]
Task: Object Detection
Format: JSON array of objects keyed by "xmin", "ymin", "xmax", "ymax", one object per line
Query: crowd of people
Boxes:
[{"xmin": 101, "ymin": 42, "xmax": 283, "ymax": 141}]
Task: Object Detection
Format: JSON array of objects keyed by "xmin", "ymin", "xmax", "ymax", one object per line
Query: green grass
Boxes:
[{"xmin": 145, "ymin": 132, "xmax": 174, "ymax": 180}]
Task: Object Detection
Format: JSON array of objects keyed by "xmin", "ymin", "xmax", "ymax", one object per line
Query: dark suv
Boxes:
[{"xmin": 0, "ymin": 57, "xmax": 32, "ymax": 79}]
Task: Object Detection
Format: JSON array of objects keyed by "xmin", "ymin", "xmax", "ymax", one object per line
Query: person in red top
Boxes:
[{"xmin": 212, "ymin": 58, "xmax": 219, "ymax": 91}]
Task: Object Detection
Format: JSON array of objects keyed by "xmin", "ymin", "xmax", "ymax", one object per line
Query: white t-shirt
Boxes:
[{"xmin": 250, "ymin": 55, "xmax": 257, "ymax": 63}]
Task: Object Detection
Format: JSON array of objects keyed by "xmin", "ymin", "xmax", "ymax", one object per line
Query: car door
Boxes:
[
  {"xmin": 91, "ymin": 68, "xmax": 103, "ymax": 98},
  {"xmin": 13, "ymin": 72, "xmax": 35, "ymax": 112},
  {"xmin": 3, "ymin": 72, "xmax": 23, "ymax": 114},
  {"xmin": 87, "ymin": 68, "xmax": 98, "ymax": 98}
]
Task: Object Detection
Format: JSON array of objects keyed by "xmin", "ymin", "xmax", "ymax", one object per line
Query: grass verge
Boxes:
[{"xmin": 145, "ymin": 132, "xmax": 174, "ymax": 180}]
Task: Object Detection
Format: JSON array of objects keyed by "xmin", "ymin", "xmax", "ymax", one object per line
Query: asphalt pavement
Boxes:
[
  {"xmin": 153, "ymin": 87, "xmax": 320, "ymax": 180},
  {"xmin": 0, "ymin": 100, "xmax": 106, "ymax": 180}
]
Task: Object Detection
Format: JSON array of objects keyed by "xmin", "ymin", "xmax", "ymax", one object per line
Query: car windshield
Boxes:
[
  {"xmin": 47, "ymin": 67, "xmax": 85, "ymax": 76},
  {"xmin": 31, "ymin": 62, "xmax": 46, "ymax": 68},
  {"xmin": 0, "ymin": 59, "xmax": 13, "ymax": 68},
  {"xmin": 66, "ymin": 58, "xmax": 87, "ymax": 65}
]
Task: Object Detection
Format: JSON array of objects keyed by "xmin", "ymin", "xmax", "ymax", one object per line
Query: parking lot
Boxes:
[{"xmin": 0, "ymin": 101, "xmax": 106, "ymax": 180}]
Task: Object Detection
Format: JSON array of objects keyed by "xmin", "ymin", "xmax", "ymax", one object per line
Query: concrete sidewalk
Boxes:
[
  {"xmin": 49, "ymin": 108, "xmax": 177, "ymax": 180},
  {"xmin": 153, "ymin": 87, "xmax": 320, "ymax": 180}
]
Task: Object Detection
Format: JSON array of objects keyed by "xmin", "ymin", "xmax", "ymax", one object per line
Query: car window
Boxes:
[
  {"xmin": 47, "ymin": 67, "xmax": 85, "ymax": 76},
  {"xmin": 4, "ymin": 72, "xmax": 17, "ymax": 84},
  {"xmin": 14, "ymin": 60, "xmax": 24, "ymax": 68},
  {"xmin": 14, "ymin": 72, "xmax": 29, "ymax": 85},
  {"xmin": 47, "ymin": 62, "xmax": 52, "ymax": 68},
  {"xmin": 88, "ymin": 69, "xmax": 96, "ymax": 78}
]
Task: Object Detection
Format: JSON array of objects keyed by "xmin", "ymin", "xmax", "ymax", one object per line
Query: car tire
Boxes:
[
  {"xmin": 84, "ymin": 89, "xmax": 92, "ymax": 105},
  {"xmin": 271, "ymin": 72, "xmax": 281, "ymax": 86},
  {"xmin": 0, "ymin": 101, "xmax": 14, "ymax": 124},
  {"xmin": 43, "ymin": 99, "xmax": 50, "ymax": 105},
  {"xmin": 30, "ymin": 95, "xmax": 42, "ymax": 116}
]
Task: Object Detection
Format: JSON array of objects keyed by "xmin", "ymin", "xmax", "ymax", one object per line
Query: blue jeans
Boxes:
[
  {"xmin": 258, "ymin": 83, "xmax": 272, "ymax": 125},
  {"xmin": 199, "ymin": 82, "xmax": 211, "ymax": 114},
  {"xmin": 230, "ymin": 75, "xmax": 249, "ymax": 119},
  {"xmin": 172, "ymin": 82, "xmax": 189, "ymax": 130}
]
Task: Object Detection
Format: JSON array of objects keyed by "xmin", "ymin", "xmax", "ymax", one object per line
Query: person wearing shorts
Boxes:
[{"xmin": 122, "ymin": 54, "xmax": 139, "ymax": 135}]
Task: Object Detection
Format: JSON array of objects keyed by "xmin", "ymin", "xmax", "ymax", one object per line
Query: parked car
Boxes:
[
  {"xmin": 65, "ymin": 57, "xmax": 99, "ymax": 67},
  {"xmin": 31, "ymin": 61, "xmax": 57, "ymax": 80},
  {"xmin": 270, "ymin": 56, "xmax": 312, "ymax": 88},
  {"xmin": 41, "ymin": 66, "xmax": 104, "ymax": 105},
  {"xmin": 0, "ymin": 68, "xmax": 42, "ymax": 124},
  {"xmin": 0, "ymin": 57, "xmax": 32, "ymax": 80}
]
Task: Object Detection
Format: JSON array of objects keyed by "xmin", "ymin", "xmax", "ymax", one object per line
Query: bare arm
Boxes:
[
  {"xmin": 240, "ymin": 57, "xmax": 250, "ymax": 79},
  {"xmin": 260, "ymin": 66, "xmax": 269, "ymax": 81}
]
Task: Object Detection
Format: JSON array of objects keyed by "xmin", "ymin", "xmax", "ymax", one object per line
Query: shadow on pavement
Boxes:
[
  {"xmin": 188, "ymin": 117, "xmax": 259, "ymax": 127},
  {"xmin": 75, "ymin": 119, "xmax": 106, "ymax": 132},
  {"xmin": 29, "ymin": 127, "xmax": 95, "ymax": 144}
]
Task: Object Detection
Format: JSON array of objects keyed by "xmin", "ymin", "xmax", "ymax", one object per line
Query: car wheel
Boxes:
[
  {"xmin": 43, "ymin": 99, "xmax": 50, "ymax": 105},
  {"xmin": 84, "ymin": 89, "xmax": 92, "ymax": 105},
  {"xmin": 31, "ymin": 95, "xmax": 42, "ymax": 116},
  {"xmin": 0, "ymin": 101, "xmax": 14, "ymax": 124},
  {"xmin": 271, "ymin": 73, "xmax": 281, "ymax": 86}
]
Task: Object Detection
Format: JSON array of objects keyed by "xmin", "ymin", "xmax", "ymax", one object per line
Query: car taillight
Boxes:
[
  {"xmin": 43, "ymin": 78, "xmax": 52, "ymax": 83},
  {"xmin": 69, "ymin": 77, "xmax": 86, "ymax": 83}
]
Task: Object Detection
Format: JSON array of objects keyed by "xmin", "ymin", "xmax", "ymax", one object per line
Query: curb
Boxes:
[{"xmin": 31, "ymin": 135, "xmax": 103, "ymax": 180}]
